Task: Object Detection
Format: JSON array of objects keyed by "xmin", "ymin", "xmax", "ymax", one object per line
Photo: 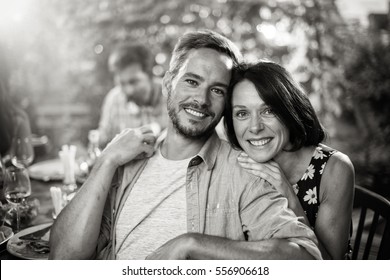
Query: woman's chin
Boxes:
[{"xmin": 243, "ymin": 148, "xmax": 274, "ymax": 163}]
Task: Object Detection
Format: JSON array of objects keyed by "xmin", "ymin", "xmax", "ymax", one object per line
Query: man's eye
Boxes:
[
  {"xmin": 185, "ymin": 79, "xmax": 198, "ymax": 86},
  {"xmin": 211, "ymin": 88, "xmax": 225, "ymax": 96}
]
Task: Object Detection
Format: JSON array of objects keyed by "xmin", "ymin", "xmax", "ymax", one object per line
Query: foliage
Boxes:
[{"xmin": 1, "ymin": 0, "xmax": 389, "ymax": 193}]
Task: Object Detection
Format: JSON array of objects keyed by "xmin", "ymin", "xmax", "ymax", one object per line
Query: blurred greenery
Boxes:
[{"xmin": 1, "ymin": 0, "xmax": 389, "ymax": 195}]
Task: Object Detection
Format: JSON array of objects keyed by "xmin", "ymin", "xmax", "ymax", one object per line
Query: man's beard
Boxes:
[{"xmin": 167, "ymin": 96, "xmax": 220, "ymax": 139}]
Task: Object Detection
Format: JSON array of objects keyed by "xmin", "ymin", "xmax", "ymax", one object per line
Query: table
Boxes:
[{"xmin": 0, "ymin": 178, "xmax": 70, "ymax": 260}]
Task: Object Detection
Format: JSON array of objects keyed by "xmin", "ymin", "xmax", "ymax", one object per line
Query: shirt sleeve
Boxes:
[
  {"xmin": 95, "ymin": 196, "xmax": 112, "ymax": 259},
  {"xmin": 95, "ymin": 167, "xmax": 123, "ymax": 259},
  {"xmin": 240, "ymin": 179, "xmax": 323, "ymax": 260}
]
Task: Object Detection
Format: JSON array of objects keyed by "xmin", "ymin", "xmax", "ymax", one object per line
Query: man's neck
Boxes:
[{"xmin": 160, "ymin": 124, "xmax": 208, "ymax": 160}]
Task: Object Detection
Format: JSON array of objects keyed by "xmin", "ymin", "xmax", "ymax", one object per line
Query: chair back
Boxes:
[{"xmin": 352, "ymin": 185, "xmax": 390, "ymax": 259}]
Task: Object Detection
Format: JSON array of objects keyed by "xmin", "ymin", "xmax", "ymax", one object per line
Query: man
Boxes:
[
  {"xmin": 98, "ymin": 43, "xmax": 168, "ymax": 147},
  {"xmin": 50, "ymin": 30, "xmax": 322, "ymax": 260}
]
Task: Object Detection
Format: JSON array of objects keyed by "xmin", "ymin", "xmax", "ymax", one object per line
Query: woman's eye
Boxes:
[
  {"xmin": 235, "ymin": 111, "xmax": 248, "ymax": 119},
  {"xmin": 262, "ymin": 108, "xmax": 273, "ymax": 115},
  {"xmin": 185, "ymin": 79, "xmax": 198, "ymax": 86}
]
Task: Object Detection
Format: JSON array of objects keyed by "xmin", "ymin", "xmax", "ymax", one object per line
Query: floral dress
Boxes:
[
  {"xmin": 292, "ymin": 144, "xmax": 352, "ymax": 258},
  {"xmin": 292, "ymin": 144, "xmax": 336, "ymax": 227}
]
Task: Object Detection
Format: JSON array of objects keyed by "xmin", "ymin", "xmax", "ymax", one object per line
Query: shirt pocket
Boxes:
[{"xmin": 205, "ymin": 203, "xmax": 242, "ymax": 239}]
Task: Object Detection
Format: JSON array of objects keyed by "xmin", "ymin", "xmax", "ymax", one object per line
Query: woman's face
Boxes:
[{"xmin": 232, "ymin": 79, "xmax": 291, "ymax": 163}]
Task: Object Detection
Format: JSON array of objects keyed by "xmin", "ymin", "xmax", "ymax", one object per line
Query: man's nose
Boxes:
[
  {"xmin": 248, "ymin": 116, "xmax": 264, "ymax": 134},
  {"xmin": 193, "ymin": 87, "xmax": 211, "ymax": 106}
]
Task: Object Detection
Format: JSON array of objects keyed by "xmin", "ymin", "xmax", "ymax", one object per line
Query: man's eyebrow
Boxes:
[
  {"xmin": 183, "ymin": 72, "xmax": 229, "ymax": 88},
  {"xmin": 183, "ymin": 72, "xmax": 204, "ymax": 82}
]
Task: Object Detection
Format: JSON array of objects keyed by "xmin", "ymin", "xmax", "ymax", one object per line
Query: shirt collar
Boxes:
[
  {"xmin": 156, "ymin": 130, "xmax": 221, "ymax": 171},
  {"xmin": 192, "ymin": 132, "xmax": 221, "ymax": 170}
]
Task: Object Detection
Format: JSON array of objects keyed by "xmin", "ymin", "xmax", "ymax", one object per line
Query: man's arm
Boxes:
[
  {"xmin": 49, "ymin": 157, "xmax": 117, "ymax": 259},
  {"xmin": 49, "ymin": 127, "xmax": 156, "ymax": 259},
  {"xmin": 146, "ymin": 233, "xmax": 315, "ymax": 260},
  {"xmin": 147, "ymin": 178, "xmax": 321, "ymax": 260}
]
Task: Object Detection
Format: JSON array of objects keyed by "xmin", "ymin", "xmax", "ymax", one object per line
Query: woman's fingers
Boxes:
[
  {"xmin": 245, "ymin": 169, "xmax": 274, "ymax": 184},
  {"xmin": 238, "ymin": 161, "xmax": 278, "ymax": 183}
]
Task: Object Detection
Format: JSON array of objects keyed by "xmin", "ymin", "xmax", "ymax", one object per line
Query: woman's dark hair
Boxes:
[{"xmin": 225, "ymin": 61, "xmax": 325, "ymax": 152}]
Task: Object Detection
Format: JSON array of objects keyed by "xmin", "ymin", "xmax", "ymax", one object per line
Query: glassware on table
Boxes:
[
  {"xmin": 59, "ymin": 145, "xmax": 78, "ymax": 205},
  {"xmin": 87, "ymin": 130, "xmax": 101, "ymax": 169},
  {"xmin": 3, "ymin": 166, "xmax": 31, "ymax": 232},
  {"xmin": 10, "ymin": 135, "xmax": 35, "ymax": 168},
  {"xmin": 0, "ymin": 155, "xmax": 6, "ymax": 203}
]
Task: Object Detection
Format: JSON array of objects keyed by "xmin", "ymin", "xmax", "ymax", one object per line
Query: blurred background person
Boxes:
[
  {"xmin": 98, "ymin": 42, "xmax": 168, "ymax": 148},
  {"xmin": 0, "ymin": 77, "xmax": 33, "ymax": 165},
  {"xmin": 0, "ymin": 75, "xmax": 34, "ymax": 203}
]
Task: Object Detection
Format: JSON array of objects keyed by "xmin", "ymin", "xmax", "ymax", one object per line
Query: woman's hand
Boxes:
[
  {"xmin": 237, "ymin": 152, "xmax": 292, "ymax": 198},
  {"xmin": 237, "ymin": 152, "xmax": 312, "ymax": 228}
]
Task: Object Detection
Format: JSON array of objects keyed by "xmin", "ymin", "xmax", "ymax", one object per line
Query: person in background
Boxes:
[
  {"xmin": 224, "ymin": 61, "xmax": 355, "ymax": 259},
  {"xmin": 0, "ymin": 78, "xmax": 34, "ymax": 203},
  {"xmin": 98, "ymin": 42, "xmax": 168, "ymax": 148},
  {"xmin": 0, "ymin": 79, "xmax": 33, "ymax": 162},
  {"xmin": 50, "ymin": 30, "xmax": 321, "ymax": 260}
]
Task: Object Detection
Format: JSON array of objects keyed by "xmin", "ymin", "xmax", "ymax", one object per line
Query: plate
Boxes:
[
  {"xmin": 7, "ymin": 223, "xmax": 52, "ymax": 260},
  {"xmin": 0, "ymin": 227, "xmax": 14, "ymax": 246},
  {"xmin": 28, "ymin": 159, "xmax": 81, "ymax": 182}
]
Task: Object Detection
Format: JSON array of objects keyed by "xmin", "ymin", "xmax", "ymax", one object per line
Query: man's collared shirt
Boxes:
[{"xmin": 96, "ymin": 133, "xmax": 322, "ymax": 260}]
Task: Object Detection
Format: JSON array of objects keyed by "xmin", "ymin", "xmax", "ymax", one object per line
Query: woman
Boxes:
[{"xmin": 224, "ymin": 61, "xmax": 355, "ymax": 259}]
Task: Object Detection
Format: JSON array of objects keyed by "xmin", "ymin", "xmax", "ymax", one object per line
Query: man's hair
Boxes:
[
  {"xmin": 168, "ymin": 29, "xmax": 243, "ymax": 77},
  {"xmin": 225, "ymin": 61, "xmax": 325, "ymax": 152},
  {"xmin": 108, "ymin": 43, "xmax": 154, "ymax": 75}
]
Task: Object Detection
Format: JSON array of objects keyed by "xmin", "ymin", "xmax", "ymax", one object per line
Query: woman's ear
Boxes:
[{"xmin": 162, "ymin": 71, "xmax": 172, "ymax": 97}]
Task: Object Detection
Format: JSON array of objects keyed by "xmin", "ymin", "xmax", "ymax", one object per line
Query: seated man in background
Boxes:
[{"xmin": 98, "ymin": 43, "xmax": 168, "ymax": 147}]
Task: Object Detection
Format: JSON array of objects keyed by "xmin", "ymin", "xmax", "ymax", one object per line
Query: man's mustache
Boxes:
[{"xmin": 180, "ymin": 102, "xmax": 215, "ymax": 117}]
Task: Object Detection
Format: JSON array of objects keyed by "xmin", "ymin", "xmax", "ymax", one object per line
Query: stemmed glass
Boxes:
[
  {"xmin": 10, "ymin": 134, "xmax": 34, "ymax": 168},
  {"xmin": 0, "ymin": 155, "xmax": 6, "ymax": 202},
  {"xmin": 3, "ymin": 166, "xmax": 32, "ymax": 232}
]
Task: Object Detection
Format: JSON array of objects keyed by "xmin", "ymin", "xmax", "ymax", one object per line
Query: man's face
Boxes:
[
  {"xmin": 165, "ymin": 48, "xmax": 233, "ymax": 139},
  {"xmin": 114, "ymin": 63, "xmax": 152, "ymax": 105}
]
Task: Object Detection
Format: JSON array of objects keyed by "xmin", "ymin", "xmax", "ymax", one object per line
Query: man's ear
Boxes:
[{"xmin": 162, "ymin": 71, "xmax": 172, "ymax": 97}]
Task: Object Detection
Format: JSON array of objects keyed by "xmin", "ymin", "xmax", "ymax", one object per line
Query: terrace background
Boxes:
[{"xmin": 1, "ymin": 0, "xmax": 389, "ymax": 196}]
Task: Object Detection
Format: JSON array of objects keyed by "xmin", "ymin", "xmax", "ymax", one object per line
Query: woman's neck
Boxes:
[{"xmin": 273, "ymin": 146, "xmax": 316, "ymax": 185}]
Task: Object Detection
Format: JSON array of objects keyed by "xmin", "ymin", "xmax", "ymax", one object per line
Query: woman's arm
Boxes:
[
  {"xmin": 237, "ymin": 152, "xmax": 355, "ymax": 259},
  {"xmin": 314, "ymin": 152, "xmax": 355, "ymax": 259}
]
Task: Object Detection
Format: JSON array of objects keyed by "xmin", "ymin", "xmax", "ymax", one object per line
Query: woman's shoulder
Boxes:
[
  {"xmin": 319, "ymin": 144, "xmax": 355, "ymax": 195},
  {"xmin": 319, "ymin": 144, "xmax": 354, "ymax": 173}
]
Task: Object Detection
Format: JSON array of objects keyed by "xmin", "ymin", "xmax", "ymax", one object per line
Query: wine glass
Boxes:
[
  {"xmin": 3, "ymin": 166, "xmax": 31, "ymax": 232},
  {"xmin": 0, "ymin": 155, "xmax": 6, "ymax": 202},
  {"xmin": 10, "ymin": 135, "xmax": 34, "ymax": 168}
]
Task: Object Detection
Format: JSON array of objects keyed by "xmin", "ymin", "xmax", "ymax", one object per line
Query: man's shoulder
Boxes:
[
  {"xmin": 104, "ymin": 86, "xmax": 123, "ymax": 103},
  {"xmin": 214, "ymin": 140, "xmax": 260, "ymax": 184},
  {"xmin": 217, "ymin": 139, "xmax": 241, "ymax": 161}
]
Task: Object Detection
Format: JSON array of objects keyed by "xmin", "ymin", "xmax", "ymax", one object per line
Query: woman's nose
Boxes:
[{"xmin": 248, "ymin": 116, "xmax": 264, "ymax": 134}]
